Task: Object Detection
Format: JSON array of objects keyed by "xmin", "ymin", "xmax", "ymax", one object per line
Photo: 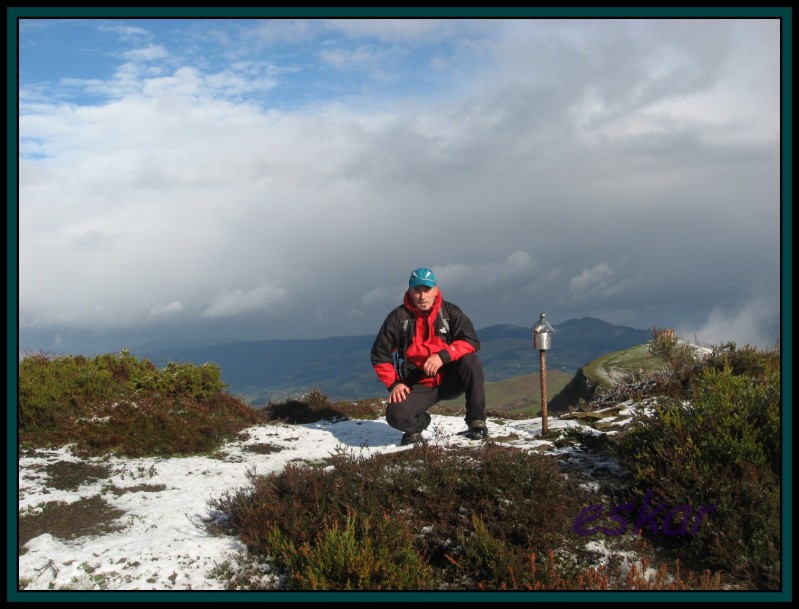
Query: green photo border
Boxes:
[{"xmin": 7, "ymin": 5, "xmax": 792, "ymax": 603}]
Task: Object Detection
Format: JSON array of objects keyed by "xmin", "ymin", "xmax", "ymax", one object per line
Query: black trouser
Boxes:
[{"xmin": 385, "ymin": 353, "xmax": 486, "ymax": 433}]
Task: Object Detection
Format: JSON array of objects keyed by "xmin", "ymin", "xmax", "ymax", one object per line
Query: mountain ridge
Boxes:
[{"xmin": 138, "ymin": 317, "xmax": 651, "ymax": 403}]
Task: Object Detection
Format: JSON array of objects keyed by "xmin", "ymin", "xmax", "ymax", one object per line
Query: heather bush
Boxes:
[
  {"xmin": 130, "ymin": 360, "xmax": 227, "ymax": 402},
  {"xmin": 267, "ymin": 507, "xmax": 433, "ymax": 590},
  {"xmin": 454, "ymin": 514, "xmax": 543, "ymax": 589},
  {"xmin": 208, "ymin": 442, "xmax": 601, "ymax": 590},
  {"xmin": 265, "ymin": 387, "xmax": 349, "ymax": 423},
  {"xmin": 208, "ymin": 439, "xmax": 730, "ymax": 590},
  {"xmin": 18, "ymin": 350, "xmax": 262, "ymax": 457},
  {"xmin": 612, "ymin": 343, "xmax": 781, "ymax": 589},
  {"xmin": 648, "ymin": 326, "xmax": 696, "ymax": 370},
  {"xmin": 18, "ymin": 352, "xmax": 132, "ymax": 434},
  {"xmin": 646, "ymin": 326, "xmax": 702, "ymax": 397},
  {"xmin": 704, "ymin": 340, "xmax": 781, "ymax": 383}
]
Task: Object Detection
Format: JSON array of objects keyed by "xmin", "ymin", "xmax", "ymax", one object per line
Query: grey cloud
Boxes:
[{"xmin": 16, "ymin": 18, "xmax": 782, "ymax": 353}]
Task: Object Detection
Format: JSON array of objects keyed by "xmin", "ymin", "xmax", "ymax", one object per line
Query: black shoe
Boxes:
[
  {"xmin": 459, "ymin": 420, "xmax": 488, "ymax": 440},
  {"xmin": 401, "ymin": 432, "xmax": 425, "ymax": 446},
  {"xmin": 460, "ymin": 428, "xmax": 488, "ymax": 440}
]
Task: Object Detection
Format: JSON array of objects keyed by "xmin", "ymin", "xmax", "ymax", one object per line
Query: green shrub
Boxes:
[
  {"xmin": 19, "ymin": 353, "xmax": 116, "ymax": 433},
  {"xmin": 130, "ymin": 360, "xmax": 227, "ymax": 403},
  {"xmin": 267, "ymin": 507, "xmax": 433, "ymax": 590},
  {"xmin": 455, "ymin": 514, "xmax": 536, "ymax": 589},
  {"xmin": 18, "ymin": 350, "xmax": 260, "ymax": 457},
  {"xmin": 647, "ymin": 327, "xmax": 700, "ymax": 395},
  {"xmin": 612, "ymin": 345, "xmax": 781, "ymax": 589}
]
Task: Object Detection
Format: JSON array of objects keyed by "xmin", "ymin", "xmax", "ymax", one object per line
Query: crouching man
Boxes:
[{"xmin": 371, "ymin": 267, "xmax": 488, "ymax": 445}]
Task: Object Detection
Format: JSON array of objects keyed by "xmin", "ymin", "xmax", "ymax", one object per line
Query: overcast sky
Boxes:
[{"xmin": 14, "ymin": 13, "xmax": 786, "ymax": 354}]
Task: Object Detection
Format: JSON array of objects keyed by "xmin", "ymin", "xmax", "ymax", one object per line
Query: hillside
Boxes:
[
  {"xmin": 438, "ymin": 370, "xmax": 573, "ymax": 418},
  {"xmin": 139, "ymin": 317, "xmax": 650, "ymax": 403},
  {"xmin": 547, "ymin": 339, "xmax": 709, "ymax": 413}
]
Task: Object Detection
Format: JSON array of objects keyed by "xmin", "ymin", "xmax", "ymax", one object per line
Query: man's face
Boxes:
[{"xmin": 410, "ymin": 285, "xmax": 437, "ymax": 312}]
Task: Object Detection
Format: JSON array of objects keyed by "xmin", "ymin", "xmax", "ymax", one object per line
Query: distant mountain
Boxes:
[{"xmin": 138, "ymin": 317, "xmax": 650, "ymax": 404}]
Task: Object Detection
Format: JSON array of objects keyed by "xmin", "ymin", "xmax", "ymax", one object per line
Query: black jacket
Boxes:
[{"xmin": 371, "ymin": 291, "xmax": 480, "ymax": 390}]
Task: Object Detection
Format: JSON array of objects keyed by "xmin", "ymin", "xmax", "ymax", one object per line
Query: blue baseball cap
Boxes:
[{"xmin": 409, "ymin": 267, "xmax": 437, "ymax": 288}]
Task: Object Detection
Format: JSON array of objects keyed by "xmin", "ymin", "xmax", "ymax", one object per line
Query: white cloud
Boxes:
[
  {"xmin": 250, "ymin": 19, "xmax": 313, "ymax": 46},
  {"xmin": 201, "ymin": 284, "xmax": 287, "ymax": 319},
  {"xmin": 567, "ymin": 263, "xmax": 628, "ymax": 303},
  {"xmin": 98, "ymin": 23, "xmax": 152, "ymax": 42},
  {"xmin": 361, "ymin": 285, "xmax": 403, "ymax": 308},
  {"xmin": 323, "ymin": 18, "xmax": 456, "ymax": 42},
  {"xmin": 70, "ymin": 229, "xmax": 116, "ymax": 251},
  {"xmin": 148, "ymin": 301, "xmax": 185, "ymax": 320},
  {"xmin": 319, "ymin": 46, "xmax": 375, "ymax": 70},
  {"xmin": 436, "ymin": 251, "xmax": 537, "ymax": 290},
  {"xmin": 676, "ymin": 295, "xmax": 780, "ymax": 350},
  {"xmin": 123, "ymin": 44, "xmax": 169, "ymax": 63},
  {"xmin": 16, "ymin": 18, "xmax": 782, "ymax": 351}
]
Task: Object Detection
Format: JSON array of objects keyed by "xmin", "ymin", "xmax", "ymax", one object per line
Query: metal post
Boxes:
[
  {"xmin": 539, "ymin": 348, "xmax": 548, "ymax": 433},
  {"xmin": 532, "ymin": 311, "xmax": 553, "ymax": 436}
]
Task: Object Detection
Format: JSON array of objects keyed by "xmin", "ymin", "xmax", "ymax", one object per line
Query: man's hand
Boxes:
[
  {"xmin": 422, "ymin": 354, "xmax": 443, "ymax": 377},
  {"xmin": 389, "ymin": 383, "xmax": 411, "ymax": 403}
]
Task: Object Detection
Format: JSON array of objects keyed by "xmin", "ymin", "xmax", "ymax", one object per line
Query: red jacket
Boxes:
[{"xmin": 371, "ymin": 289, "xmax": 480, "ymax": 390}]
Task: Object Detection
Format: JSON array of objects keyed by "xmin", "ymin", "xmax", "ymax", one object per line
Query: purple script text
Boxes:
[{"xmin": 573, "ymin": 489, "xmax": 716, "ymax": 537}]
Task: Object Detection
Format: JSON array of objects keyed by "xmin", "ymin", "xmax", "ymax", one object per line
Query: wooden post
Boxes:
[{"xmin": 540, "ymin": 348, "xmax": 548, "ymax": 433}]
